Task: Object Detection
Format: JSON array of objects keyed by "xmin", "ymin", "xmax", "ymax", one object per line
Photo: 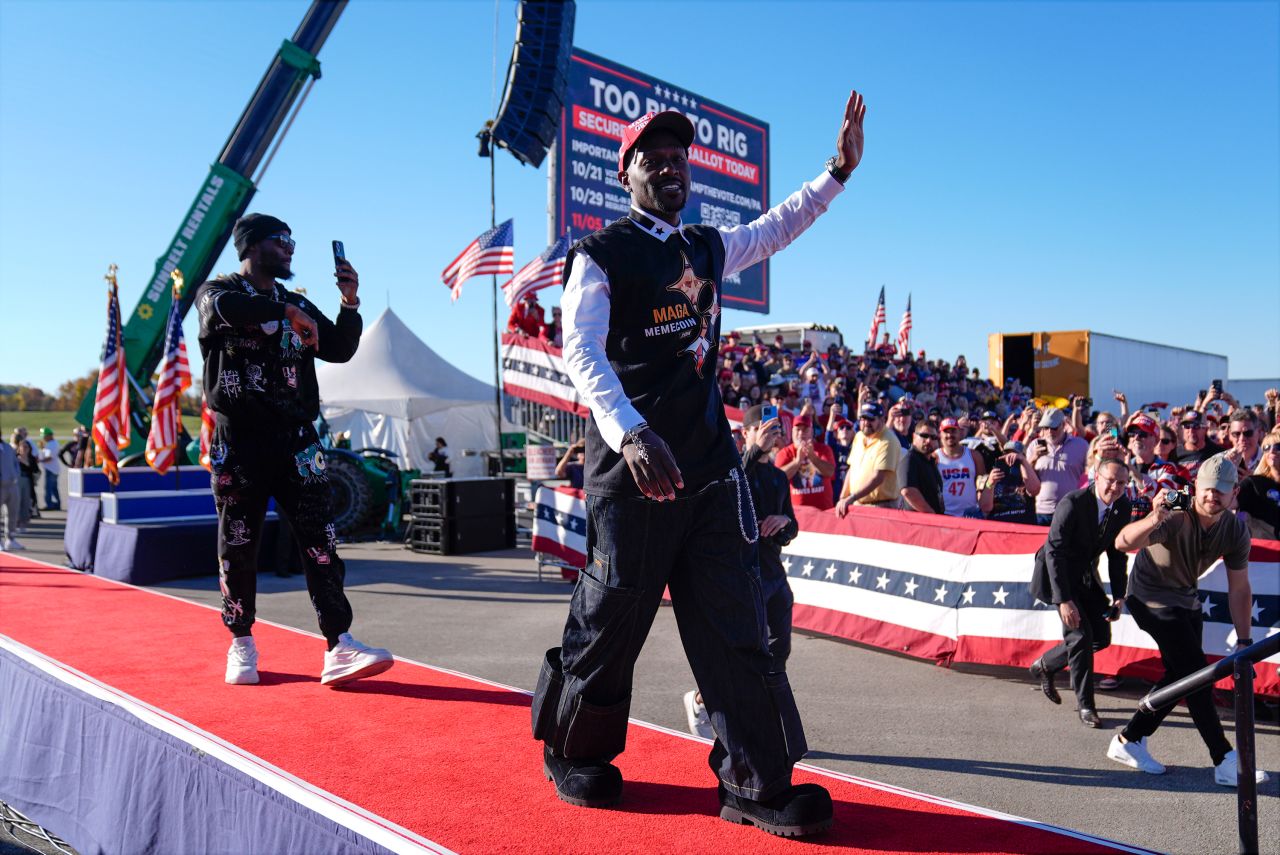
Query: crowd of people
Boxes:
[
  {"xmin": 0, "ymin": 425, "xmax": 84, "ymax": 551},
  {"xmin": 711, "ymin": 331, "xmax": 1280, "ymax": 541}
]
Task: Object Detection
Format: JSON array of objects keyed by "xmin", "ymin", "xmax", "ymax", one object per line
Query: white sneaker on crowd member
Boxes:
[
  {"xmin": 1107, "ymin": 735, "xmax": 1166, "ymax": 775},
  {"xmin": 3, "ymin": 538, "xmax": 24, "ymax": 551},
  {"xmin": 683, "ymin": 689, "xmax": 713, "ymax": 739},
  {"xmin": 225, "ymin": 637, "xmax": 259, "ymax": 685},
  {"xmin": 320, "ymin": 633, "xmax": 393, "ymax": 687},
  {"xmin": 1213, "ymin": 750, "xmax": 1272, "ymax": 787}
]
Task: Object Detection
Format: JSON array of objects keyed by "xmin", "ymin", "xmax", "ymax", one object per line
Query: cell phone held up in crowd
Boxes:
[
  {"xmin": 762, "ymin": 404, "xmax": 778, "ymax": 425},
  {"xmin": 332, "ymin": 240, "xmax": 346, "ymax": 268},
  {"xmin": 1211, "ymin": 379, "xmax": 1223, "ymax": 394}
]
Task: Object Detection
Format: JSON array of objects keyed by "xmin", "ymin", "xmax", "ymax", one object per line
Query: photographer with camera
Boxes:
[
  {"xmin": 1028, "ymin": 458, "xmax": 1131, "ymax": 727},
  {"xmin": 1120, "ymin": 415, "xmax": 1190, "ymax": 522},
  {"xmin": 1107, "ymin": 454, "xmax": 1271, "ymax": 786}
]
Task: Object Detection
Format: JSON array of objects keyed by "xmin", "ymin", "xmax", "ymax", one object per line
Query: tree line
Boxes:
[{"xmin": 0, "ymin": 371, "xmax": 201, "ymax": 414}]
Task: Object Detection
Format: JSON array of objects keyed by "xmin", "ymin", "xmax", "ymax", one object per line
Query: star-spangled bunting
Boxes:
[
  {"xmin": 502, "ymin": 232, "xmax": 571, "ymax": 307},
  {"xmin": 441, "ymin": 219, "xmax": 514, "ymax": 301},
  {"xmin": 896, "ymin": 293, "xmax": 913, "ymax": 359},
  {"xmin": 144, "ymin": 273, "xmax": 192, "ymax": 475},
  {"xmin": 866, "ymin": 285, "xmax": 886, "ymax": 350},
  {"xmin": 91, "ymin": 265, "xmax": 131, "ymax": 485}
]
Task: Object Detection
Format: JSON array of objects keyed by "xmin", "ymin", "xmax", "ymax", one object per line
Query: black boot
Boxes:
[
  {"xmin": 543, "ymin": 744, "xmax": 622, "ymax": 808},
  {"xmin": 718, "ymin": 783, "xmax": 833, "ymax": 837},
  {"xmin": 1029, "ymin": 658, "xmax": 1061, "ymax": 704}
]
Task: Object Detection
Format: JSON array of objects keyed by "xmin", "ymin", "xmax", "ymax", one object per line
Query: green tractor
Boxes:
[{"xmin": 322, "ymin": 445, "xmax": 416, "ymax": 539}]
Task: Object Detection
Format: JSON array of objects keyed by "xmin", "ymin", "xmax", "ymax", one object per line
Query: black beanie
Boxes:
[{"xmin": 232, "ymin": 213, "xmax": 290, "ymax": 259}]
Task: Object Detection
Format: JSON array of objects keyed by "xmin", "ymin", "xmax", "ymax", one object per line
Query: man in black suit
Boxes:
[{"xmin": 1028, "ymin": 458, "xmax": 1132, "ymax": 727}]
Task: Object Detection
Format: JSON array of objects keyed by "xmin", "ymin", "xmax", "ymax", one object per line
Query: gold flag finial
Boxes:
[
  {"xmin": 171, "ymin": 269, "xmax": 185, "ymax": 299},
  {"xmin": 105, "ymin": 263, "xmax": 119, "ymax": 288}
]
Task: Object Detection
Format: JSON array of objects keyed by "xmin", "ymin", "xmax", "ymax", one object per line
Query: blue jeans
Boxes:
[
  {"xmin": 42, "ymin": 469, "xmax": 60, "ymax": 510},
  {"xmin": 531, "ymin": 476, "xmax": 806, "ymax": 800}
]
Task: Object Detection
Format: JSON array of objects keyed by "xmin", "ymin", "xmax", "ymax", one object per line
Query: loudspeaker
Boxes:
[
  {"xmin": 408, "ymin": 515, "xmax": 516, "ymax": 556},
  {"xmin": 409, "ymin": 478, "xmax": 515, "ymax": 519},
  {"xmin": 489, "ymin": 0, "xmax": 576, "ymax": 168}
]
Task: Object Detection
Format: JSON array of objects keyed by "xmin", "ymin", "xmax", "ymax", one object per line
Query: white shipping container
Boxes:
[
  {"xmin": 1086, "ymin": 333, "xmax": 1228, "ymax": 415},
  {"xmin": 989, "ymin": 330, "xmax": 1228, "ymax": 415}
]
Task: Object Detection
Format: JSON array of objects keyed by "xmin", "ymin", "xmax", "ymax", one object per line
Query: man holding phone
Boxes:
[
  {"xmin": 1029, "ymin": 407, "xmax": 1089, "ymax": 524},
  {"xmin": 197, "ymin": 214, "xmax": 393, "ymax": 688}
]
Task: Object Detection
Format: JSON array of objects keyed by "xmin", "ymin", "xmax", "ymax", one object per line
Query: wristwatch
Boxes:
[{"xmin": 825, "ymin": 155, "xmax": 851, "ymax": 185}]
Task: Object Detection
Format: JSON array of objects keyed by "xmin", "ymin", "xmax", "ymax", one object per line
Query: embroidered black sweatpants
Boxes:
[{"xmin": 209, "ymin": 420, "xmax": 353, "ymax": 644}]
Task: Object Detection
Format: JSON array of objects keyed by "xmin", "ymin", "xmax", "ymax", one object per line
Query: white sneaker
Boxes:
[
  {"xmin": 3, "ymin": 538, "xmax": 24, "ymax": 551},
  {"xmin": 225, "ymin": 637, "xmax": 259, "ymax": 685},
  {"xmin": 1107, "ymin": 735, "xmax": 1166, "ymax": 775},
  {"xmin": 1214, "ymin": 750, "xmax": 1272, "ymax": 787},
  {"xmin": 321, "ymin": 633, "xmax": 393, "ymax": 687},
  {"xmin": 683, "ymin": 689, "xmax": 714, "ymax": 739}
]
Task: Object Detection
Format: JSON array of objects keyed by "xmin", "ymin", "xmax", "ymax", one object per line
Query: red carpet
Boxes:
[{"xmin": 0, "ymin": 554, "xmax": 1150, "ymax": 854}]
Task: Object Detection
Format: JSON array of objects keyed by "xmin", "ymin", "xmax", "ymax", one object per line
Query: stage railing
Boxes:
[{"xmin": 1137, "ymin": 633, "xmax": 1280, "ymax": 855}]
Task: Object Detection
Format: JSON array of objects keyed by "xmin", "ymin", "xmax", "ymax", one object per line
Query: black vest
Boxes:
[{"xmin": 569, "ymin": 216, "xmax": 737, "ymax": 497}]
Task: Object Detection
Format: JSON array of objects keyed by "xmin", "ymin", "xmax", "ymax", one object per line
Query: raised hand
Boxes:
[{"xmin": 834, "ymin": 90, "xmax": 867, "ymax": 176}]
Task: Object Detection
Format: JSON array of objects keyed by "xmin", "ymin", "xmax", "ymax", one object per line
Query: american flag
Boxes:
[
  {"xmin": 441, "ymin": 219, "xmax": 515, "ymax": 301},
  {"xmin": 866, "ymin": 285, "xmax": 886, "ymax": 350},
  {"xmin": 895, "ymin": 293, "xmax": 913, "ymax": 359},
  {"xmin": 198, "ymin": 393, "xmax": 215, "ymax": 472},
  {"xmin": 144, "ymin": 273, "xmax": 192, "ymax": 474},
  {"xmin": 91, "ymin": 265, "xmax": 131, "ymax": 485},
  {"xmin": 502, "ymin": 232, "xmax": 571, "ymax": 307}
]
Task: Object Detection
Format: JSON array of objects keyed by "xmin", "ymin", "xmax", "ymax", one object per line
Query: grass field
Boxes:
[{"xmin": 0, "ymin": 409, "xmax": 202, "ymax": 442}]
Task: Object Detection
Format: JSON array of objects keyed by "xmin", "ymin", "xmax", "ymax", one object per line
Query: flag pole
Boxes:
[
  {"xmin": 171, "ymin": 271, "xmax": 184, "ymax": 492},
  {"xmin": 487, "ymin": 129, "xmax": 505, "ymax": 478}
]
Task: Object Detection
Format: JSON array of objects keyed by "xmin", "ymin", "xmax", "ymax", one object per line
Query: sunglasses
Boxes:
[
  {"xmin": 1180, "ymin": 421, "xmax": 1204, "ymax": 429},
  {"xmin": 916, "ymin": 433, "xmax": 939, "ymax": 441},
  {"xmin": 265, "ymin": 233, "xmax": 296, "ymax": 250},
  {"xmin": 1263, "ymin": 444, "xmax": 1278, "ymax": 454},
  {"xmin": 1228, "ymin": 430, "xmax": 1255, "ymax": 439},
  {"xmin": 1159, "ymin": 436, "xmax": 1175, "ymax": 444}
]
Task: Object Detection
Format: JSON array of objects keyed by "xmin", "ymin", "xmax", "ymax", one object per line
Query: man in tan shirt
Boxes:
[{"xmin": 836, "ymin": 402, "xmax": 902, "ymax": 515}]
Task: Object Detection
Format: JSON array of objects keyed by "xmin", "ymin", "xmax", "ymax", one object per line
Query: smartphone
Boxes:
[
  {"xmin": 1198, "ymin": 389, "xmax": 1208, "ymax": 399},
  {"xmin": 1211, "ymin": 379, "xmax": 1223, "ymax": 393},
  {"xmin": 1107, "ymin": 427, "xmax": 1121, "ymax": 439},
  {"xmin": 762, "ymin": 404, "xmax": 778, "ymax": 424},
  {"xmin": 332, "ymin": 240, "xmax": 346, "ymax": 267}
]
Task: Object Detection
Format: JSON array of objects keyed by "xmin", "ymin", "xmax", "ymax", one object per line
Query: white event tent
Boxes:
[{"xmin": 315, "ymin": 308, "xmax": 510, "ymax": 476}]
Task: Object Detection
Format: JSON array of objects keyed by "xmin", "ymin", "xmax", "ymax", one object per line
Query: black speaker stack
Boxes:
[
  {"xmin": 488, "ymin": 0, "xmax": 576, "ymax": 168},
  {"xmin": 407, "ymin": 478, "xmax": 516, "ymax": 555}
]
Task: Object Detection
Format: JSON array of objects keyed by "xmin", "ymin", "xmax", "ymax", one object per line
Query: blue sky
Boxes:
[{"xmin": 2, "ymin": 0, "xmax": 1277, "ymax": 397}]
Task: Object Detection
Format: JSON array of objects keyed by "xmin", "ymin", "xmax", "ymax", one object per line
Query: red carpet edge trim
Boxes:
[
  {"xmin": 0, "ymin": 633, "xmax": 454, "ymax": 855},
  {"xmin": 3, "ymin": 553, "xmax": 1158, "ymax": 855}
]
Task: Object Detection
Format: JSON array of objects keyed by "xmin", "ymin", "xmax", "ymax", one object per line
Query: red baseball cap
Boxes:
[
  {"xmin": 940, "ymin": 417, "xmax": 961, "ymax": 430},
  {"xmin": 1127, "ymin": 415, "xmax": 1158, "ymax": 436},
  {"xmin": 618, "ymin": 111, "xmax": 696, "ymax": 173}
]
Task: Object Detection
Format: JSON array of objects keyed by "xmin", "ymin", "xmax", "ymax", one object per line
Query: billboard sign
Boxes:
[{"xmin": 554, "ymin": 49, "xmax": 771, "ymax": 313}]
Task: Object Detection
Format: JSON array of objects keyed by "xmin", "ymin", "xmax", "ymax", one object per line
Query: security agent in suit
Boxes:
[{"xmin": 1028, "ymin": 458, "xmax": 1131, "ymax": 726}]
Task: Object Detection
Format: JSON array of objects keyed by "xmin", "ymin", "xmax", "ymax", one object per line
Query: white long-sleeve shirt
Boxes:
[{"xmin": 561, "ymin": 169, "xmax": 845, "ymax": 451}]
